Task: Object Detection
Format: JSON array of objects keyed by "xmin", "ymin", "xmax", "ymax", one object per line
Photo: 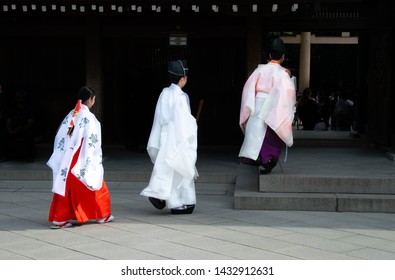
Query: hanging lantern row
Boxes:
[{"xmin": 1, "ymin": 3, "xmax": 299, "ymax": 13}]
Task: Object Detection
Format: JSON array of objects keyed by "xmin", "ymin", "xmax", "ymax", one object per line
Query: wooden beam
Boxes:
[{"xmin": 282, "ymin": 34, "xmax": 358, "ymax": 44}]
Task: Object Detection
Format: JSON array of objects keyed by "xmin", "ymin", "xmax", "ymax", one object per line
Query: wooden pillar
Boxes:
[
  {"xmin": 298, "ymin": 32, "xmax": 311, "ymax": 92},
  {"xmin": 390, "ymin": 3, "xmax": 395, "ymax": 148},
  {"xmin": 366, "ymin": 1, "xmax": 392, "ymax": 146},
  {"xmin": 85, "ymin": 16, "xmax": 103, "ymax": 121},
  {"xmin": 246, "ymin": 16, "xmax": 262, "ymax": 77}
]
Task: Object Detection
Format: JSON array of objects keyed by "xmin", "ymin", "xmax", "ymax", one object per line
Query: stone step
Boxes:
[
  {"xmin": 105, "ymin": 171, "xmax": 236, "ymax": 184},
  {"xmin": 0, "ymin": 168, "xmax": 237, "ymax": 184},
  {"xmin": 293, "ymin": 138, "xmax": 363, "ymax": 147},
  {"xmin": 234, "ymin": 174, "xmax": 395, "ymax": 213},
  {"xmin": 292, "ymin": 130, "xmax": 366, "ymax": 147},
  {"xmin": 337, "ymin": 194, "xmax": 395, "ymax": 213},
  {"xmin": 259, "ymin": 175, "xmax": 395, "ymax": 194},
  {"xmin": 234, "ymin": 191, "xmax": 395, "ymax": 213},
  {"xmin": 0, "ymin": 169, "xmax": 51, "ymax": 181},
  {"xmin": 104, "ymin": 181, "xmax": 234, "ymax": 196}
]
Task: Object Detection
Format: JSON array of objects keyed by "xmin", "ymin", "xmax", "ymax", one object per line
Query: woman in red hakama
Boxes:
[{"xmin": 47, "ymin": 86, "xmax": 113, "ymax": 229}]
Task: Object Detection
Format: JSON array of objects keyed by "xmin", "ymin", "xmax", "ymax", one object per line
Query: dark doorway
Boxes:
[
  {"xmin": 0, "ymin": 37, "xmax": 86, "ymax": 143},
  {"xmin": 102, "ymin": 36, "xmax": 246, "ymax": 148}
]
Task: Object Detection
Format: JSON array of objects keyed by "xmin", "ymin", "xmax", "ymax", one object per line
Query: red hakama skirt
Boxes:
[{"xmin": 48, "ymin": 143, "xmax": 111, "ymax": 223}]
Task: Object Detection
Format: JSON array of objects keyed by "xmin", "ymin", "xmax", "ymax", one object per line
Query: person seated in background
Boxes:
[
  {"xmin": 334, "ymin": 91, "xmax": 354, "ymax": 131},
  {"xmin": 296, "ymin": 88, "xmax": 319, "ymax": 130},
  {"xmin": 316, "ymin": 90, "xmax": 331, "ymax": 130}
]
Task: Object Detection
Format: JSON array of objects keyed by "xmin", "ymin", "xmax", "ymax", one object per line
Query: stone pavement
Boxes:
[{"xmin": 1, "ymin": 137, "xmax": 395, "ymax": 260}]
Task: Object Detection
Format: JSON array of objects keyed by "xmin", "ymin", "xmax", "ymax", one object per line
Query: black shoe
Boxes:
[
  {"xmin": 259, "ymin": 164, "xmax": 272, "ymax": 174},
  {"xmin": 148, "ymin": 197, "xmax": 166, "ymax": 210},
  {"xmin": 239, "ymin": 157, "xmax": 262, "ymax": 166},
  {"xmin": 171, "ymin": 205, "xmax": 195, "ymax": 214},
  {"xmin": 259, "ymin": 159, "xmax": 277, "ymax": 175},
  {"xmin": 267, "ymin": 159, "xmax": 277, "ymax": 169}
]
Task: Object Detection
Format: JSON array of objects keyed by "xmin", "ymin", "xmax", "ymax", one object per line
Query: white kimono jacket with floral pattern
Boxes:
[{"xmin": 47, "ymin": 104, "xmax": 103, "ymax": 196}]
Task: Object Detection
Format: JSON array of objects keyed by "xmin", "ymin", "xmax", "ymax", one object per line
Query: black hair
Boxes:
[
  {"xmin": 78, "ymin": 86, "xmax": 95, "ymax": 103},
  {"xmin": 168, "ymin": 73, "xmax": 183, "ymax": 85},
  {"xmin": 270, "ymin": 37, "xmax": 286, "ymax": 60},
  {"xmin": 270, "ymin": 51, "xmax": 284, "ymax": 61}
]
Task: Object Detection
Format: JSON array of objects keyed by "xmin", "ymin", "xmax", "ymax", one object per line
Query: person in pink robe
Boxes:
[{"xmin": 239, "ymin": 38, "xmax": 296, "ymax": 174}]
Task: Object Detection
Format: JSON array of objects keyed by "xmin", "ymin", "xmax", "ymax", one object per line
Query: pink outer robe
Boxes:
[{"xmin": 239, "ymin": 62, "xmax": 296, "ymax": 161}]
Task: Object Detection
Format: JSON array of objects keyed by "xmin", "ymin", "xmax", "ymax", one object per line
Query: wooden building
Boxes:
[{"xmin": 0, "ymin": 0, "xmax": 393, "ymax": 150}]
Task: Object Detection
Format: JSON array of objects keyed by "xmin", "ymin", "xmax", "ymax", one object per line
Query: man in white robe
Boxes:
[
  {"xmin": 141, "ymin": 60, "xmax": 198, "ymax": 214},
  {"xmin": 239, "ymin": 38, "xmax": 296, "ymax": 174}
]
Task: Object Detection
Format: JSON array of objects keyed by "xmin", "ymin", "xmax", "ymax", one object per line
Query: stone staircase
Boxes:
[
  {"xmin": 234, "ymin": 172, "xmax": 395, "ymax": 213},
  {"xmin": 233, "ymin": 131, "xmax": 395, "ymax": 213}
]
